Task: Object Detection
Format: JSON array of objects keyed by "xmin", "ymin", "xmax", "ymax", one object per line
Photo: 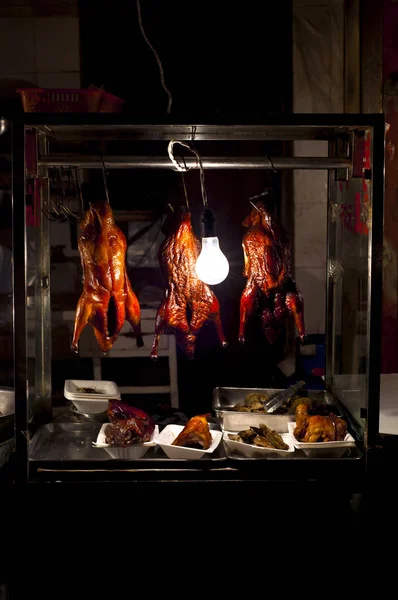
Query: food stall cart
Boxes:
[{"xmin": 6, "ymin": 113, "xmax": 384, "ymax": 486}]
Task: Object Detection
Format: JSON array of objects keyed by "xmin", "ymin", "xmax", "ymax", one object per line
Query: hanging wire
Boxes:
[
  {"xmin": 248, "ymin": 188, "xmax": 272, "ymax": 202},
  {"xmin": 167, "ymin": 140, "xmax": 208, "ymax": 207},
  {"xmin": 177, "ymin": 154, "xmax": 190, "ymax": 209},
  {"xmin": 181, "ymin": 172, "xmax": 190, "ymax": 210},
  {"xmin": 74, "ymin": 167, "xmax": 84, "ymax": 218},
  {"xmin": 266, "ymin": 155, "xmax": 277, "ymax": 172},
  {"xmin": 99, "ymin": 153, "xmax": 110, "ymax": 204},
  {"xmin": 136, "ymin": 0, "xmax": 173, "ymax": 114},
  {"xmin": 248, "ymin": 187, "xmax": 274, "ymax": 214},
  {"xmin": 249, "ymin": 201, "xmax": 260, "ymax": 212}
]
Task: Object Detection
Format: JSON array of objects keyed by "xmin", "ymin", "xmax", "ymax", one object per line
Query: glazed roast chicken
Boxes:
[
  {"xmin": 151, "ymin": 207, "xmax": 227, "ymax": 359},
  {"xmin": 239, "ymin": 200, "xmax": 306, "ymax": 345},
  {"xmin": 105, "ymin": 401, "xmax": 155, "ymax": 447},
  {"xmin": 71, "ymin": 200, "xmax": 143, "ymax": 354},
  {"xmin": 293, "ymin": 404, "xmax": 347, "ymax": 443},
  {"xmin": 172, "ymin": 414, "xmax": 212, "ymax": 449}
]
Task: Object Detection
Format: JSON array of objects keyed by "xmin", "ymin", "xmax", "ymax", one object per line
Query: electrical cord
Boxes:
[
  {"xmin": 167, "ymin": 140, "xmax": 208, "ymax": 207},
  {"xmin": 181, "ymin": 171, "xmax": 190, "ymax": 210},
  {"xmin": 136, "ymin": 0, "xmax": 173, "ymax": 114}
]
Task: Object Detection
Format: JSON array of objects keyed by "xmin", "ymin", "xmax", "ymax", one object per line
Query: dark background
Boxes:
[{"xmin": 79, "ymin": 0, "xmax": 292, "ymax": 116}]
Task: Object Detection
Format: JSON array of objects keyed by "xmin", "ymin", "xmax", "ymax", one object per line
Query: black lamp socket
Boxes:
[{"xmin": 200, "ymin": 207, "xmax": 216, "ymax": 238}]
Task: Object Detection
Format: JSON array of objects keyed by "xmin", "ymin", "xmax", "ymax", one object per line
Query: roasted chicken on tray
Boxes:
[
  {"xmin": 293, "ymin": 404, "xmax": 347, "ymax": 443},
  {"xmin": 239, "ymin": 200, "xmax": 306, "ymax": 345},
  {"xmin": 172, "ymin": 414, "xmax": 212, "ymax": 449},
  {"xmin": 71, "ymin": 200, "xmax": 143, "ymax": 354},
  {"xmin": 151, "ymin": 207, "xmax": 227, "ymax": 359}
]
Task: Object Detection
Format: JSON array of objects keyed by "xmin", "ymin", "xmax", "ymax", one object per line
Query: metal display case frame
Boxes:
[{"xmin": 9, "ymin": 113, "xmax": 385, "ymax": 484}]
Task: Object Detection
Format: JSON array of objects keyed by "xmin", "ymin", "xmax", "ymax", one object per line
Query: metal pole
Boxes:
[
  {"xmin": 367, "ymin": 115, "xmax": 385, "ymax": 449},
  {"xmin": 12, "ymin": 119, "xmax": 29, "ymax": 483},
  {"xmin": 38, "ymin": 155, "xmax": 352, "ymax": 170},
  {"xmin": 35, "ymin": 134, "xmax": 52, "ymax": 424}
]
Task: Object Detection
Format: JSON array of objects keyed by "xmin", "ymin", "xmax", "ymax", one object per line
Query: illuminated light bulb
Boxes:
[
  {"xmin": 195, "ymin": 208, "xmax": 229, "ymax": 285},
  {"xmin": 195, "ymin": 237, "xmax": 229, "ymax": 285}
]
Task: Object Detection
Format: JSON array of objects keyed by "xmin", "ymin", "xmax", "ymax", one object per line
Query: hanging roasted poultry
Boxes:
[
  {"xmin": 151, "ymin": 207, "xmax": 227, "ymax": 359},
  {"xmin": 71, "ymin": 199, "xmax": 143, "ymax": 354},
  {"xmin": 239, "ymin": 200, "xmax": 306, "ymax": 345}
]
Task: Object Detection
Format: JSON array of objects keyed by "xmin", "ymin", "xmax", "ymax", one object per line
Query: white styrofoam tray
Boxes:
[
  {"xmin": 93, "ymin": 424, "xmax": 159, "ymax": 458},
  {"xmin": 223, "ymin": 430, "xmax": 295, "ymax": 458},
  {"xmin": 287, "ymin": 422, "xmax": 356, "ymax": 458},
  {"xmin": 64, "ymin": 379, "xmax": 120, "ymax": 399},
  {"xmin": 155, "ymin": 424, "xmax": 222, "ymax": 459},
  {"xmin": 64, "ymin": 389, "xmax": 120, "ymax": 402},
  {"xmin": 69, "ymin": 397, "xmax": 110, "ymax": 414}
]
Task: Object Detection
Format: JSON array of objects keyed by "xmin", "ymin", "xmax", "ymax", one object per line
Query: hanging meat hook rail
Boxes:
[
  {"xmin": 42, "ymin": 166, "xmax": 84, "ymax": 222},
  {"xmin": 38, "ymin": 155, "xmax": 352, "ymax": 170}
]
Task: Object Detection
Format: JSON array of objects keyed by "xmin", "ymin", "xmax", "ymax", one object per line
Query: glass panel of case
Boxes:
[
  {"xmin": 0, "ymin": 119, "xmax": 14, "ymax": 478},
  {"xmin": 327, "ymin": 130, "xmax": 373, "ymax": 439}
]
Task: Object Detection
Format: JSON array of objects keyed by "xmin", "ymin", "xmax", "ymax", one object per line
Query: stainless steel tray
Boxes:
[
  {"xmin": 29, "ymin": 422, "xmax": 107, "ymax": 461},
  {"xmin": 29, "ymin": 422, "xmax": 228, "ymax": 462},
  {"xmin": 213, "ymin": 387, "xmax": 339, "ymax": 432}
]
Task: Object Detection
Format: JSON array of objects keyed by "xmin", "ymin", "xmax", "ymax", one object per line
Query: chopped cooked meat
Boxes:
[
  {"xmin": 172, "ymin": 414, "xmax": 212, "ymax": 449},
  {"xmin": 253, "ymin": 435, "xmax": 274, "ymax": 448},
  {"xmin": 105, "ymin": 402, "xmax": 155, "ymax": 447},
  {"xmin": 254, "ymin": 424, "xmax": 289, "ymax": 450}
]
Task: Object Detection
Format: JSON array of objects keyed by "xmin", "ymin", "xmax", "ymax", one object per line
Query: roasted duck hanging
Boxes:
[
  {"xmin": 71, "ymin": 199, "xmax": 143, "ymax": 354},
  {"xmin": 239, "ymin": 199, "xmax": 306, "ymax": 345},
  {"xmin": 151, "ymin": 207, "xmax": 227, "ymax": 359}
]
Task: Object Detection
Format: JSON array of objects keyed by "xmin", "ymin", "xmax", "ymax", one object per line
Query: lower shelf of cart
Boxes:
[{"xmin": 28, "ymin": 421, "xmax": 364, "ymax": 465}]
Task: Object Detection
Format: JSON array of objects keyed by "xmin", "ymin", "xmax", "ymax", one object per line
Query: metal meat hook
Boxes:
[{"xmin": 99, "ymin": 152, "xmax": 111, "ymax": 204}]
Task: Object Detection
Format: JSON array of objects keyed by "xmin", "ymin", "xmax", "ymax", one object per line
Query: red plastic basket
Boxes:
[
  {"xmin": 98, "ymin": 91, "xmax": 126, "ymax": 113},
  {"xmin": 17, "ymin": 87, "xmax": 124, "ymax": 113}
]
